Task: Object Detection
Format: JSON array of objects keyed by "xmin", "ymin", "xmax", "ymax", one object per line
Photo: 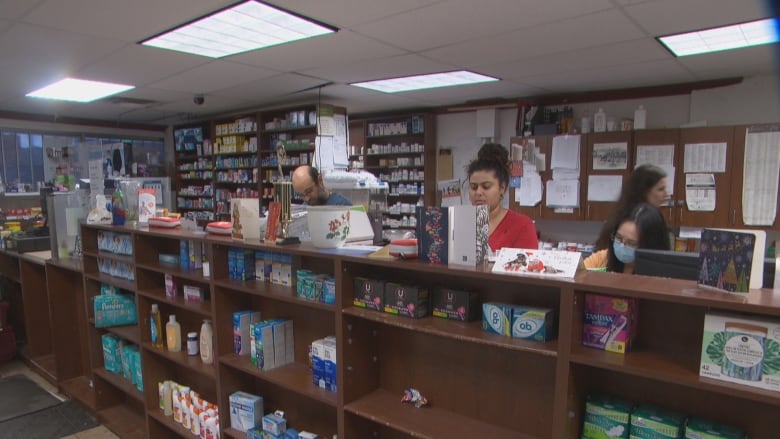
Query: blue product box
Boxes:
[
  {"xmin": 323, "ymin": 339, "xmax": 337, "ymax": 392},
  {"xmin": 482, "ymin": 302, "xmax": 512, "ymax": 336},
  {"xmin": 311, "ymin": 339, "xmax": 325, "ymax": 388},
  {"xmin": 234, "ymin": 311, "xmax": 262, "ymax": 355},
  {"xmin": 247, "ymin": 427, "xmax": 264, "ymax": 439},
  {"xmin": 511, "ymin": 307, "xmax": 556, "ymax": 341},
  {"xmin": 101, "ymin": 333, "xmax": 121, "ymax": 374},
  {"xmin": 322, "ymin": 277, "xmax": 336, "ymax": 305},
  {"xmin": 180, "ymin": 240, "xmax": 189, "ymax": 270},
  {"xmin": 94, "ymin": 293, "xmax": 138, "ymax": 328},
  {"xmin": 261, "ymin": 411, "xmax": 286, "ymax": 436}
]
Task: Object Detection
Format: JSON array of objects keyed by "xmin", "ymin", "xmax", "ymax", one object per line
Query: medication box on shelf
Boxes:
[
  {"xmin": 700, "ymin": 312, "xmax": 780, "ymax": 392},
  {"xmin": 431, "ymin": 287, "xmax": 480, "ymax": 321},
  {"xmin": 582, "ymin": 294, "xmax": 637, "ymax": 354},
  {"xmin": 383, "ymin": 282, "xmax": 429, "ymax": 318},
  {"xmin": 353, "ymin": 277, "xmax": 384, "ymax": 311},
  {"xmin": 233, "ymin": 311, "xmax": 261, "ymax": 355},
  {"xmin": 183, "ymin": 285, "xmax": 204, "ymax": 303},
  {"xmin": 229, "ymin": 391, "xmax": 263, "ymax": 433},
  {"xmin": 261, "ymin": 411, "xmax": 286, "ymax": 436}
]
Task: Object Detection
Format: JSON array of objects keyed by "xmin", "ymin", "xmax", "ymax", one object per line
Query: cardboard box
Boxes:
[
  {"xmin": 383, "ymin": 282, "xmax": 429, "ymax": 318},
  {"xmin": 261, "ymin": 411, "xmax": 286, "ymax": 436},
  {"xmin": 229, "ymin": 391, "xmax": 263, "ymax": 432},
  {"xmin": 511, "ymin": 307, "xmax": 556, "ymax": 341},
  {"xmin": 432, "ymin": 287, "xmax": 479, "ymax": 321},
  {"xmin": 582, "ymin": 294, "xmax": 637, "ymax": 354},
  {"xmin": 183, "ymin": 285, "xmax": 205, "ymax": 303},
  {"xmin": 233, "ymin": 311, "xmax": 261, "ymax": 355},
  {"xmin": 700, "ymin": 312, "xmax": 780, "ymax": 392},
  {"xmin": 353, "ymin": 277, "xmax": 384, "ymax": 311},
  {"xmin": 482, "ymin": 302, "xmax": 513, "ymax": 336}
]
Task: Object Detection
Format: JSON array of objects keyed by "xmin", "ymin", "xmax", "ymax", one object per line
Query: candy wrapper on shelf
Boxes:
[{"xmin": 401, "ymin": 387, "xmax": 429, "ymax": 408}]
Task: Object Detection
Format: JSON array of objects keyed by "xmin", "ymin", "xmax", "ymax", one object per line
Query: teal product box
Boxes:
[
  {"xmin": 248, "ymin": 427, "xmax": 264, "ymax": 439},
  {"xmin": 582, "ymin": 394, "xmax": 632, "ymax": 439},
  {"xmin": 158, "ymin": 253, "xmax": 179, "ymax": 266},
  {"xmin": 101, "ymin": 334, "xmax": 121, "ymax": 374},
  {"xmin": 94, "ymin": 293, "xmax": 138, "ymax": 328},
  {"xmin": 383, "ymin": 282, "xmax": 429, "ymax": 318},
  {"xmin": 482, "ymin": 302, "xmax": 512, "ymax": 336},
  {"xmin": 179, "ymin": 240, "xmax": 189, "ymax": 270},
  {"xmin": 511, "ymin": 307, "xmax": 556, "ymax": 341},
  {"xmin": 431, "ymin": 287, "xmax": 479, "ymax": 321},
  {"xmin": 684, "ymin": 417, "xmax": 745, "ymax": 439},
  {"xmin": 629, "ymin": 404, "xmax": 685, "ymax": 439},
  {"xmin": 322, "ymin": 277, "xmax": 336, "ymax": 305},
  {"xmin": 295, "ymin": 269, "xmax": 313, "ymax": 300},
  {"xmin": 131, "ymin": 346, "xmax": 143, "ymax": 391},
  {"xmin": 262, "ymin": 411, "xmax": 286, "ymax": 436},
  {"xmin": 229, "ymin": 391, "xmax": 264, "ymax": 433},
  {"xmin": 353, "ymin": 277, "xmax": 385, "ymax": 311},
  {"xmin": 234, "ymin": 311, "xmax": 262, "ymax": 355},
  {"xmin": 100, "ymin": 283, "xmax": 118, "ymax": 296}
]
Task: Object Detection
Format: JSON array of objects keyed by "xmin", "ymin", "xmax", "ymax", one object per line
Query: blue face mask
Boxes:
[{"xmin": 613, "ymin": 239, "xmax": 636, "ymax": 264}]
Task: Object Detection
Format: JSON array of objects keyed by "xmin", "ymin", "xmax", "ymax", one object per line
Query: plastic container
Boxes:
[
  {"xmin": 187, "ymin": 332, "xmax": 199, "ymax": 356},
  {"xmin": 634, "ymin": 105, "xmax": 647, "ymax": 129},
  {"xmin": 593, "ymin": 108, "xmax": 607, "ymax": 133},
  {"xmin": 150, "ymin": 304, "xmax": 164, "ymax": 349},
  {"xmin": 166, "ymin": 314, "xmax": 181, "ymax": 352},
  {"xmin": 200, "ymin": 319, "xmax": 214, "ymax": 364}
]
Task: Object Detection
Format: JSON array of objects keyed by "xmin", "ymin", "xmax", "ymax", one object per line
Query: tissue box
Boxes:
[
  {"xmin": 511, "ymin": 307, "xmax": 556, "ymax": 341},
  {"xmin": 699, "ymin": 312, "xmax": 780, "ymax": 392},
  {"xmin": 383, "ymin": 282, "xmax": 429, "ymax": 318},
  {"xmin": 432, "ymin": 287, "xmax": 479, "ymax": 321},
  {"xmin": 353, "ymin": 277, "xmax": 384, "ymax": 311},
  {"xmin": 229, "ymin": 391, "xmax": 263, "ymax": 433},
  {"xmin": 94, "ymin": 294, "xmax": 137, "ymax": 328},
  {"xmin": 582, "ymin": 294, "xmax": 637, "ymax": 354}
]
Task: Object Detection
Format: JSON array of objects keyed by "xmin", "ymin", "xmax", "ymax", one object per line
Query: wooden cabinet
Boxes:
[
  {"xmin": 727, "ymin": 125, "xmax": 780, "ymax": 230},
  {"xmin": 632, "ymin": 128, "xmax": 681, "ymax": 226},
  {"xmin": 362, "ymin": 113, "xmax": 436, "ymax": 229},
  {"xmin": 583, "ymin": 131, "xmax": 634, "ymax": 221}
]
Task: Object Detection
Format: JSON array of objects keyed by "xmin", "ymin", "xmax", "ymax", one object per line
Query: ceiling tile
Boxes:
[
  {"xmin": 677, "ymin": 44, "xmax": 779, "ymax": 80},
  {"xmin": 0, "ymin": 0, "xmax": 42, "ymax": 20},
  {"xmin": 148, "ymin": 61, "xmax": 278, "ymax": 94},
  {"xmin": 215, "ymin": 73, "xmax": 329, "ymax": 102},
  {"xmin": 624, "ymin": 0, "xmax": 770, "ymax": 35},
  {"xmin": 262, "ymin": 0, "xmax": 440, "ymax": 28},
  {"xmin": 78, "ymin": 45, "xmax": 211, "ymax": 87},
  {"xmin": 302, "ymin": 54, "xmax": 453, "ymax": 84}
]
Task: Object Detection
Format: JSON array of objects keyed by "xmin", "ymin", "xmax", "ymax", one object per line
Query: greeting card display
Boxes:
[
  {"xmin": 492, "ymin": 248, "xmax": 581, "ymax": 279},
  {"xmin": 448, "ymin": 205, "xmax": 489, "ymax": 267},
  {"xmin": 698, "ymin": 228, "xmax": 766, "ymax": 293},
  {"xmin": 416, "ymin": 206, "xmax": 449, "ymax": 264},
  {"xmin": 231, "ymin": 198, "xmax": 261, "ymax": 240}
]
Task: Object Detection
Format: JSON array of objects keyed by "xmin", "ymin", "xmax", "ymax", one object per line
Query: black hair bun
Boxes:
[{"xmin": 477, "ymin": 143, "xmax": 509, "ymax": 167}]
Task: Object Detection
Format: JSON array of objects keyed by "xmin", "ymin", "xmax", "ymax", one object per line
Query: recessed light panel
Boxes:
[
  {"xmin": 351, "ymin": 70, "xmax": 499, "ymax": 93},
  {"xmin": 141, "ymin": 0, "xmax": 336, "ymax": 58},
  {"xmin": 26, "ymin": 78, "xmax": 135, "ymax": 102},
  {"xmin": 658, "ymin": 18, "xmax": 779, "ymax": 57}
]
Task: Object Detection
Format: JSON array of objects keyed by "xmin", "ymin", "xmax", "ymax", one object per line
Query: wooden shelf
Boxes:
[
  {"xmin": 343, "ymin": 307, "xmax": 558, "ymax": 357},
  {"xmin": 223, "ymin": 427, "xmax": 244, "ymax": 439},
  {"xmin": 147, "ymin": 408, "xmax": 195, "ymax": 438},
  {"xmin": 570, "ymin": 345, "xmax": 780, "ymax": 406},
  {"xmin": 60, "ymin": 376, "xmax": 97, "ymax": 411},
  {"xmin": 94, "ymin": 367, "xmax": 144, "ymax": 403},
  {"xmin": 263, "ymin": 125, "xmax": 316, "ymax": 134},
  {"xmin": 345, "ymin": 389, "xmax": 534, "ymax": 439},
  {"xmin": 84, "ymin": 272, "xmax": 136, "ymax": 291},
  {"xmin": 98, "ymin": 404, "xmax": 146, "ymax": 439},
  {"xmin": 220, "ymin": 353, "xmax": 338, "ymax": 407},
  {"xmin": 366, "ymin": 133, "xmax": 424, "ymax": 139},
  {"xmin": 136, "ymin": 262, "xmax": 209, "ymax": 283},
  {"xmin": 90, "ymin": 320, "xmax": 141, "ymax": 345},
  {"xmin": 213, "ymin": 278, "xmax": 336, "ymax": 313},
  {"xmin": 87, "ymin": 250, "xmax": 134, "ymax": 264},
  {"xmin": 142, "ymin": 342, "xmax": 216, "ymax": 379},
  {"xmin": 137, "ymin": 287, "xmax": 212, "ymax": 318},
  {"xmin": 23, "ymin": 352, "xmax": 57, "ymax": 384}
]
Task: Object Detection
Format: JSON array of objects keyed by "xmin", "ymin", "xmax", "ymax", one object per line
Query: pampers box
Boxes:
[
  {"xmin": 583, "ymin": 294, "xmax": 637, "ymax": 354},
  {"xmin": 700, "ymin": 312, "xmax": 780, "ymax": 392},
  {"xmin": 581, "ymin": 394, "xmax": 632, "ymax": 439},
  {"xmin": 511, "ymin": 307, "xmax": 556, "ymax": 341}
]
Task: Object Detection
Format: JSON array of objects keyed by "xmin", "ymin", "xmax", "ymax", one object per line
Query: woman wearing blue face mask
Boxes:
[{"xmin": 584, "ymin": 203, "xmax": 670, "ymax": 273}]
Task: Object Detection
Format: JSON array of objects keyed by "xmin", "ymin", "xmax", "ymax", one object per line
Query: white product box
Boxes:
[{"xmin": 229, "ymin": 391, "xmax": 263, "ymax": 433}]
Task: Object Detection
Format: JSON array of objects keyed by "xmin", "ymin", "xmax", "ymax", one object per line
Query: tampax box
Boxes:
[
  {"xmin": 511, "ymin": 307, "xmax": 556, "ymax": 342},
  {"xmin": 383, "ymin": 282, "xmax": 429, "ymax": 318},
  {"xmin": 353, "ymin": 277, "xmax": 385, "ymax": 311},
  {"xmin": 183, "ymin": 285, "xmax": 205, "ymax": 303},
  {"xmin": 164, "ymin": 274, "xmax": 177, "ymax": 298},
  {"xmin": 582, "ymin": 294, "xmax": 637, "ymax": 354},
  {"xmin": 431, "ymin": 287, "xmax": 480, "ymax": 321},
  {"xmin": 482, "ymin": 302, "xmax": 513, "ymax": 337},
  {"xmin": 229, "ymin": 391, "xmax": 263, "ymax": 433},
  {"xmin": 233, "ymin": 311, "xmax": 261, "ymax": 355},
  {"xmin": 700, "ymin": 312, "xmax": 780, "ymax": 392}
]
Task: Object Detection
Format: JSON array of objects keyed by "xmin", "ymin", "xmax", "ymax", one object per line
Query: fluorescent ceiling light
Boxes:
[
  {"xmin": 141, "ymin": 0, "xmax": 336, "ymax": 58},
  {"xmin": 351, "ymin": 70, "xmax": 499, "ymax": 93},
  {"xmin": 658, "ymin": 18, "xmax": 779, "ymax": 57},
  {"xmin": 26, "ymin": 78, "xmax": 135, "ymax": 102}
]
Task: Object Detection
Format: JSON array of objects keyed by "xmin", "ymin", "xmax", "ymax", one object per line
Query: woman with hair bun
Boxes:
[{"xmin": 467, "ymin": 143, "xmax": 538, "ymax": 251}]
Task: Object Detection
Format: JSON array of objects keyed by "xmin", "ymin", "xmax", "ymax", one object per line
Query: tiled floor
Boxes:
[{"xmin": 0, "ymin": 359, "xmax": 120, "ymax": 439}]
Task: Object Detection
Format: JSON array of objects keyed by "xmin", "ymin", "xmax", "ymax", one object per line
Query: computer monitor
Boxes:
[{"xmin": 635, "ymin": 248, "xmax": 776, "ymax": 288}]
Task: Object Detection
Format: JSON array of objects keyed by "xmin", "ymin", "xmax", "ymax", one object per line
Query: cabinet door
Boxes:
[
  {"xmin": 677, "ymin": 126, "xmax": 735, "ymax": 228},
  {"xmin": 633, "ymin": 128, "xmax": 681, "ymax": 226},
  {"xmin": 728, "ymin": 125, "xmax": 780, "ymax": 230},
  {"xmin": 510, "ymin": 135, "xmax": 545, "ymax": 220},
  {"xmin": 584, "ymin": 131, "xmax": 633, "ymax": 221}
]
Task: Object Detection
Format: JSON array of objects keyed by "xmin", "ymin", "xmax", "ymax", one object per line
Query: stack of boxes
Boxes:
[
  {"xmin": 249, "ymin": 319, "xmax": 294, "ymax": 371},
  {"xmin": 482, "ymin": 302, "xmax": 556, "ymax": 341},
  {"xmin": 102, "ymin": 334, "xmax": 142, "ymax": 391},
  {"xmin": 310, "ymin": 336, "xmax": 337, "ymax": 392}
]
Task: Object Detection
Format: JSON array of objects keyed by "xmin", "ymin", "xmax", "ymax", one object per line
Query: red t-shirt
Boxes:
[{"xmin": 488, "ymin": 210, "xmax": 538, "ymax": 252}]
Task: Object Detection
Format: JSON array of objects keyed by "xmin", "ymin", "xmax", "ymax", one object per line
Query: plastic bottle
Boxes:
[
  {"xmin": 166, "ymin": 314, "xmax": 182, "ymax": 352},
  {"xmin": 172, "ymin": 388, "xmax": 182, "ymax": 423},
  {"xmin": 187, "ymin": 332, "xmax": 199, "ymax": 356},
  {"xmin": 580, "ymin": 111, "xmax": 591, "ymax": 133},
  {"xmin": 634, "ymin": 105, "xmax": 647, "ymax": 129},
  {"xmin": 593, "ymin": 108, "xmax": 607, "ymax": 133},
  {"xmin": 200, "ymin": 319, "xmax": 214, "ymax": 364},
  {"xmin": 163, "ymin": 381, "xmax": 172, "ymax": 416},
  {"xmin": 150, "ymin": 304, "xmax": 164, "ymax": 349}
]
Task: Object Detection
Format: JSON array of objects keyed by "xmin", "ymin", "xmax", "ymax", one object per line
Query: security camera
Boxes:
[{"xmin": 193, "ymin": 95, "xmax": 205, "ymax": 106}]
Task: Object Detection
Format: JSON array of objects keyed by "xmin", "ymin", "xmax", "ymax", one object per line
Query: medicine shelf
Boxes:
[
  {"xmin": 83, "ymin": 272, "xmax": 136, "ymax": 292},
  {"xmin": 136, "ymin": 287, "xmax": 212, "ymax": 318},
  {"xmin": 147, "ymin": 408, "xmax": 195, "ymax": 438},
  {"xmin": 97, "ymin": 404, "xmax": 146, "ymax": 439},
  {"xmin": 219, "ymin": 353, "xmax": 338, "ymax": 407},
  {"xmin": 90, "ymin": 319, "xmax": 141, "ymax": 345},
  {"xmin": 212, "ymin": 278, "xmax": 336, "ymax": 313},
  {"xmin": 136, "ymin": 262, "xmax": 210, "ymax": 283},
  {"xmin": 94, "ymin": 367, "xmax": 144, "ymax": 403},
  {"xmin": 141, "ymin": 342, "xmax": 216, "ymax": 379}
]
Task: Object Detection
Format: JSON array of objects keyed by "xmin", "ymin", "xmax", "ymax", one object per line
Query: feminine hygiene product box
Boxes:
[
  {"xmin": 582, "ymin": 294, "xmax": 637, "ymax": 354},
  {"xmin": 353, "ymin": 277, "xmax": 384, "ymax": 311},
  {"xmin": 684, "ymin": 417, "xmax": 745, "ymax": 439},
  {"xmin": 482, "ymin": 302, "xmax": 513, "ymax": 336},
  {"xmin": 431, "ymin": 287, "xmax": 479, "ymax": 321},
  {"xmin": 581, "ymin": 394, "xmax": 632, "ymax": 439},
  {"xmin": 629, "ymin": 404, "xmax": 686, "ymax": 439},
  {"xmin": 511, "ymin": 306, "xmax": 556, "ymax": 342},
  {"xmin": 383, "ymin": 282, "xmax": 429, "ymax": 318},
  {"xmin": 229, "ymin": 391, "xmax": 263, "ymax": 433},
  {"xmin": 700, "ymin": 312, "xmax": 780, "ymax": 392}
]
